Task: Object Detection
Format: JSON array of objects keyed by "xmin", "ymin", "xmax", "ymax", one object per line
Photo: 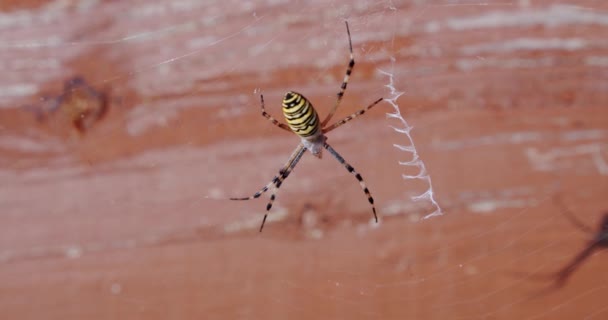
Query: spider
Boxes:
[
  {"xmin": 552, "ymin": 196, "xmax": 608, "ymax": 287},
  {"xmin": 231, "ymin": 21, "xmax": 384, "ymax": 232}
]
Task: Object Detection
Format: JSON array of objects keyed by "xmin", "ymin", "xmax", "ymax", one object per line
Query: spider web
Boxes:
[{"xmin": 1, "ymin": 1, "xmax": 608, "ymax": 319}]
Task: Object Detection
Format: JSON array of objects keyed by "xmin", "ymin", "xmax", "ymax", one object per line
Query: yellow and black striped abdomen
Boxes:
[{"xmin": 282, "ymin": 91, "xmax": 321, "ymax": 138}]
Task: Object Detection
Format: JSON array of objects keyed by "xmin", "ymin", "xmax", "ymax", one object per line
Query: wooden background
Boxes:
[{"xmin": 1, "ymin": 1, "xmax": 607, "ymax": 319}]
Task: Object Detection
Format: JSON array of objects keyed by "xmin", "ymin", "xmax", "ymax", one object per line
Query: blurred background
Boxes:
[{"xmin": 1, "ymin": 1, "xmax": 607, "ymax": 319}]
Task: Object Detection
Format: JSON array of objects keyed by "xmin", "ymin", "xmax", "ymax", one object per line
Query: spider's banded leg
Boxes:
[
  {"xmin": 260, "ymin": 94, "xmax": 292, "ymax": 132},
  {"xmin": 323, "ymin": 97, "xmax": 383, "ymax": 133},
  {"xmin": 321, "ymin": 21, "xmax": 355, "ymax": 127},
  {"xmin": 230, "ymin": 144, "xmax": 304, "ymax": 201},
  {"xmin": 553, "ymin": 195, "xmax": 595, "ymax": 234},
  {"xmin": 555, "ymin": 241, "xmax": 599, "ymax": 285},
  {"xmin": 229, "ymin": 144, "xmax": 306, "ymax": 232},
  {"xmin": 323, "ymin": 142, "xmax": 377, "ymax": 222},
  {"xmin": 261, "ymin": 145, "xmax": 306, "ymax": 231}
]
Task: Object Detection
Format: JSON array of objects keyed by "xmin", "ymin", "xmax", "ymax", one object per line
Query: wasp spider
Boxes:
[{"xmin": 232, "ymin": 21, "xmax": 383, "ymax": 231}]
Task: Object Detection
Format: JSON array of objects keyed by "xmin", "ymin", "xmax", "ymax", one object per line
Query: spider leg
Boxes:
[
  {"xmin": 553, "ymin": 195, "xmax": 595, "ymax": 234},
  {"xmin": 260, "ymin": 94, "xmax": 292, "ymax": 132},
  {"xmin": 321, "ymin": 21, "xmax": 355, "ymax": 127},
  {"xmin": 260, "ymin": 145, "xmax": 306, "ymax": 231},
  {"xmin": 322, "ymin": 97, "xmax": 383, "ymax": 133},
  {"xmin": 230, "ymin": 144, "xmax": 304, "ymax": 201},
  {"xmin": 323, "ymin": 142, "xmax": 377, "ymax": 222},
  {"xmin": 230, "ymin": 144, "xmax": 306, "ymax": 231},
  {"xmin": 555, "ymin": 240, "xmax": 599, "ymax": 286}
]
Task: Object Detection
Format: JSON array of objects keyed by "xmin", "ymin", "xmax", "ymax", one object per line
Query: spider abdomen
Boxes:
[{"xmin": 282, "ymin": 91, "xmax": 321, "ymax": 139}]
